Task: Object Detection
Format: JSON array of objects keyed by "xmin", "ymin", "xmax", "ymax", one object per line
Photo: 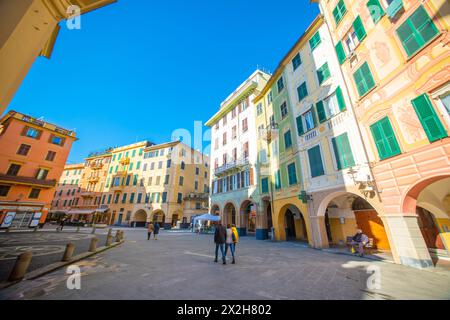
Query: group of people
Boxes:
[
  {"xmin": 147, "ymin": 222, "xmax": 160, "ymax": 240},
  {"xmin": 213, "ymin": 223, "xmax": 239, "ymax": 264}
]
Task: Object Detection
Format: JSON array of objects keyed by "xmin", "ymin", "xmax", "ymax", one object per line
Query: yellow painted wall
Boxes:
[
  {"xmin": 328, "ymin": 217, "xmax": 357, "ymax": 246},
  {"xmin": 436, "ymin": 218, "xmax": 450, "ymax": 251}
]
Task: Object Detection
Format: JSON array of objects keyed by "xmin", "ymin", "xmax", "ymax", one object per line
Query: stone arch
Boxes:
[
  {"xmin": 317, "ymin": 190, "xmax": 383, "ymax": 218},
  {"xmin": 151, "ymin": 210, "xmax": 165, "ymax": 225},
  {"xmin": 210, "ymin": 203, "xmax": 221, "ymax": 216},
  {"xmin": 276, "ymin": 203, "xmax": 309, "ymax": 242},
  {"xmin": 132, "ymin": 209, "xmax": 149, "ymax": 227},
  {"xmin": 223, "ymin": 202, "xmax": 238, "ymax": 226},
  {"xmin": 239, "ymin": 199, "xmax": 258, "ymax": 236}
]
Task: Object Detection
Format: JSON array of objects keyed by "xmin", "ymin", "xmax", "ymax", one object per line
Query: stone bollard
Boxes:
[
  {"xmin": 89, "ymin": 237, "xmax": 98, "ymax": 252},
  {"xmin": 115, "ymin": 230, "xmax": 121, "ymax": 242},
  {"xmin": 119, "ymin": 230, "xmax": 124, "ymax": 241},
  {"xmin": 76, "ymin": 226, "xmax": 80, "ymax": 233},
  {"xmin": 107, "ymin": 228, "xmax": 112, "ymax": 237},
  {"xmin": 8, "ymin": 251, "xmax": 33, "ymax": 282},
  {"xmin": 62, "ymin": 243, "xmax": 75, "ymax": 262},
  {"xmin": 106, "ymin": 234, "xmax": 113, "ymax": 246}
]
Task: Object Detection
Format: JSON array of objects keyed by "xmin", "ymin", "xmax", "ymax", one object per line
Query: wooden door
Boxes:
[
  {"xmin": 355, "ymin": 210, "xmax": 391, "ymax": 251},
  {"xmin": 416, "ymin": 207, "xmax": 445, "ymax": 250}
]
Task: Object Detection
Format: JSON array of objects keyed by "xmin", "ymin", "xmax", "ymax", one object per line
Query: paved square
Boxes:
[{"xmin": 0, "ymin": 229, "xmax": 449, "ymax": 300}]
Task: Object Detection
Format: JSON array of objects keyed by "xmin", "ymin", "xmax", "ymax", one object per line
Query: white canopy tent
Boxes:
[{"xmin": 192, "ymin": 213, "xmax": 221, "ymax": 226}]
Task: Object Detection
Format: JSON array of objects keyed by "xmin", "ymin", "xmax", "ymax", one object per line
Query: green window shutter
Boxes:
[
  {"xmin": 367, "ymin": 0, "xmax": 384, "ymax": 24},
  {"xmin": 287, "ymin": 163, "xmax": 297, "ymax": 185},
  {"xmin": 308, "ymin": 146, "xmax": 325, "ymax": 178},
  {"xmin": 335, "ymin": 41, "xmax": 346, "ymax": 64},
  {"xmin": 317, "ymin": 63, "xmax": 331, "ymax": 85},
  {"xmin": 309, "ymin": 31, "xmax": 321, "ymax": 51},
  {"xmin": 396, "ymin": 6, "xmax": 439, "ymax": 57},
  {"xmin": 261, "ymin": 178, "xmax": 269, "ymax": 193},
  {"xmin": 316, "ymin": 101, "xmax": 327, "ymax": 123},
  {"xmin": 353, "ymin": 16, "xmax": 367, "ymax": 42},
  {"xmin": 333, "ymin": 0, "xmax": 347, "ymax": 25},
  {"xmin": 332, "ymin": 133, "xmax": 355, "ymax": 170},
  {"xmin": 296, "ymin": 115, "xmax": 304, "ymax": 136},
  {"xmin": 335, "ymin": 86, "xmax": 346, "ymax": 111},
  {"xmin": 370, "ymin": 117, "xmax": 401, "ymax": 160},
  {"xmin": 297, "ymin": 82, "xmax": 308, "ymax": 101},
  {"xmin": 353, "ymin": 62, "xmax": 376, "ymax": 97},
  {"xmin": 284, "ymin": 130, "xmax": 292, "ymax": 149},
  {"xmin": 411, "ymin": 94, "xmax": 447, "ymax": 142},
  {"xmin": 274, "ymin": 170, "xmax": 281, "ymax": 190}
]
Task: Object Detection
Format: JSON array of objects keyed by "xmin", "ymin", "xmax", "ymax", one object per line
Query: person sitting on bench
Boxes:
[{"xmin": 351, "ymin": 229, "xmax": 369, "ymax": 257}]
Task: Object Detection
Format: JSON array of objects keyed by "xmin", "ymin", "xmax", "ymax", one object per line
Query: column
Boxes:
[{"xmin": 256, "ymin": 210, "xmax": 269, "ymax": 240}]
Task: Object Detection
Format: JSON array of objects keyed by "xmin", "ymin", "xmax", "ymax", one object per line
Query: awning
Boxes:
[
  {"xmin": 67, "ymin": 210, "xmax": 95, "ymax": 215},
  {"xmin": 192, "ymin": 213, "xmax": 221, "ymax": 225}
]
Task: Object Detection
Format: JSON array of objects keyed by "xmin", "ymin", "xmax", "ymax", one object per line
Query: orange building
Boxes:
[{"xmin": 0, "ymin": 110, "xmax": 77, "ymax": 229}]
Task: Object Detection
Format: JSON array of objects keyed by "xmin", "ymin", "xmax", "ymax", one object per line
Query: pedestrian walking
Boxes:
[
  {"xmin": 59, "ymin": 218, "xmax": 66, "ymax": 231},
  {"xmin": 147, "ymin": 222, "xmax": 154, "ymax": 240},
  {"xmin": 214, "ymin": 222, "xmax": 226, "ymax": 264},
  {"xmin": 225, "ymin": 224, "xmax": 236, "ymax": 264},
  {"xmin": 231, "ymin": 224, "xmax": 239, "ymax": 250},
  {"xmin": 154, "ymin": 222, "xmax": 160, "ymax": 240},
  {"xmin": 350, "ymin": 229, "xmax": 369, "ymax": 257}
]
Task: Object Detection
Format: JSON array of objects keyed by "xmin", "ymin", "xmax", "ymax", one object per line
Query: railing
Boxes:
[
  {"xmin": 387, "ymin": 0, "xmax": 403, "ymax": 19},
  {"xmin": 184, "ymin": 193, "xmax": 209, "ymax": 201},
  {"xmin": 304, "ymin": 129, "xmax": 317, "ymax": 142},
  {"xmin": 119, "ymin": 157, "xmax": 130, "ymax": 165},
  {"xmin": 0, "ymin": 174, "xmax": 57, "ymax": 188},
  {"xmin": 90, "ymin": 163, "xmax": 104, "ymax": 170},
  {"xmin": 214, "ymin": 157, "xmax": 249, "ymax": 175}
]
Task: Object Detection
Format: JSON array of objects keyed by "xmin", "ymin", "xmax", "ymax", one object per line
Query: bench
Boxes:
[{"xmin": 346, "ymin": 236, "xmax": 374, "ymax": 255}]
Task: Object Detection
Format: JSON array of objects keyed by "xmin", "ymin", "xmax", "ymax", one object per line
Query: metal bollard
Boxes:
[
  {"xmin": 62, "ymin": 243, "xmax": 75, "ymax": 262},
  {"xmin": 8, "ymin": 251, "xmax": 33, "ymax": 282},
  {"xmin": 106, "ymin": 234, "xmax": 113, "ymax": 246},
  {"xmin": 89, "ymin": 237, "xmax": 98, "ymax": 252}
]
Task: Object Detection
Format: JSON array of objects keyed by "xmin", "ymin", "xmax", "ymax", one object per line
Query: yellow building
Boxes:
[
  {"xmin": 314, "ymin": 0, "xmax": 450, "ymax": 268},
  {"xmin": 0, "ymin": 0, "xmax": 115, "ymax": 114}
]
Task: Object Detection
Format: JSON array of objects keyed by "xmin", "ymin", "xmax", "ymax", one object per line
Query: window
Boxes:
[
  {"xmin": 165, "ymin": 174, "xmax": 170, "ymax": 184},
  {"xmin": 125, "ymin": 175, "xmax": 131, "ymax": 186},
  {"xmin": 7, "ymin": 164, "xmax": 21, "ymax": 176},
  {"xmin": 0, "ymin": 185, "xmax": 11, "ymax": 197},
  {"xmin": 256, "ymin": 103, "xmax": 263, "ymax": 116},
  {"xmin": 162, "ymin": 192, "xmax": 167, "ymax": 203},
  {"xmin": 333, "ymin": 0, "xmax": 347, "ymax": 25},
  {"xmin": 297, "ymin": 82, "xmax": 308, "ymax": 102},
  {"xmin": 292, "ymin": 53, "xmax": 302, "ymax": 70},
  {"xmin": 353, "ymin": 62, "xmax": 376, "ymax": 97},
  {"xmin": 267, "ymin": 91, "xmax": 273, "ymax": 105},
  {"xmin": 232, "ymin": 148, "xmax": 237, "ymax": 161},
  {"xmin": 308, "ymin": 146, "xmax": 325, "ymax": 178},
  {"xmin": 316, "ymin": 87, "xmax": 346, "ymax": 123},
  {"xmin": 343, "ymin": 28, "xmax": 359, "ymax": 54},
  {"xmin": 335, "ymin": 41, "xmax": 346, "ymax": 65},
  {"xmin": 46, "ymin": 151, "xmax": 56, "ymax": 162},
  {"xmin": 133, "ymin": 175, "xmax": 138, "ymax": 186},
  {"xmin": 396, "ymin": 5, "xmax": 439, "ymax": 58},
  {"xmin": 284, "ymin": 130, "xmax": 292, "ymax": 149},
  {"xmin": 156, "ymin": 176, "xmax": 161, "ymax": 185},
  {"xmin": 17, "ymin": 144, "xmax": 31, "ymax": 156},
  {"xmin": 287, "ymin": 163, "xmax": 298, "ymax": 185},
  {"xmin": 143, "ymin": 163, "xmax": 148, "ymax": 171},
  {"xmin": 181, "ymin": 161, "xmax": 185, "ymax": 170},
  {"xmin": 274, "ymin": 170, "xmax": 281, "ymax": 190},
  {"xmin": 411, "ymin": 94, "xmax": 447, "ymax": 142},
  {"xmin": 277, "ymin": 77, "xmax": 285, "ymax": 93},
  {"xmin": 223, "ymin": 114, "xmax": 227, "ymax": 126},
  {"xmin": 129, "ymin": 193, "xmax": 135, "ymax": 204},
  {"xmin": 29, "ymin": 188, "xmax": 41, "ymax": 199},
  {"xmin": 353, "ymin": 16, "xmax": 367, "ymax": 42},
  {"xmin": 51, "ymin": 136, "xmax": 64, "ymax": 146},
  {"xmin": 137, "ymin": 193, "xmax": 142, "ymax": 204},
  {"xmin": 223, "ymin": 132, "xmax": 227, "ymax": 145},
  {"xmin": 332, "ymin": 133, "xmax": 355, "ymax": 170},
  {"xmin": 304, "ymin": 109, "xmax": 316, "ymax": 131},
  {"xmin": 167, "ymin": 159, "xmax": 172, "ymax": 168},
  {"xmin": 136, "ymin": 161, "xmax": 141, "ymax": 170},
  {"xmin": 24, "ymin": 127, "xmax": 41, "ymax": 139},
  {"xmin": 296, "ymin": 115, "xmax": 304, "ymax": 136},
  {"xmin": 243, "ymin": 142, "xmax": 249, "ymax": 159},
  {"xmin": 280, "ymin": 102, "xmax": 288, "ymax": 119},
  {"xmin": 179, "ymin": 176, "xmax": 184, "ymax": 186},
  {"xmin": 158, "ymin": 161, "xmax": 163, "ymax": 169},
  {"xmin": 242, "ymin": 118, "xmax": 248, "ymax": 132},
  {"xmin": 232, "ymin": 107, "xmax": 237, "ymax": 118},
  {"xmin": 148, "ymin": 177, "xmax": 153, "ymax": 186},
  {"xmin": 195, "ymin": 167, "xmax": 199, "ymax": 175},
  {"xmin": 367, "ymin": 0, "xmax": 384, "ymax": 24},
  {"xmin": 317, "ymin": 62, "xmax": 331, "ymax": 85},
  {"xmin": 370, "ymin": 116, "xmax": 401, "ymax": 160},
  {"xmin": 232, "ymin": 126, "xmax": 237, "ymax": 139},
  {"xmin": 309, "ymin": 31, "xmax": 321, "ymax": 51},
  {"xmin": 177, "ymin": 193, "xmax": 182, "ymax": 204},
  {"xmin": 261, "ymin": 178, "xmax": 269, "ymax": 194},
  {"xmin": 122, "ymin": 193, "xmax": 127, "ymax": 204},
  {"xmin": 129, "ymin": 163, "xmax": 133, "ymax": 171}
]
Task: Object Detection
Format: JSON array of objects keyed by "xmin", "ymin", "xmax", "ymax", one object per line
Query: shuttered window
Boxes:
[
  {"xmin": 274, "ymin": 170, "xmax": 281, "ymax": 190},
  {"xmin": 284, "ymin": 130, "xmax": 293, "ymax": 149},
  {"xmin": 297, "ymin": 82, "xmax": 308, "ymax": 101},
  {"xmin": 370, "ymin": 117, "xmax": 401, "ymax": 160},
  {"xmin": 309, "ymin": 31, "xmax": 321, "ymax": 51},
  {"xmin": 332, "ymin": 133, "xmax": 355, "ymax": 170},
  {"xmin": 335, "ymin": 86, "xmax": 346, "ymax": 111},
  {"xmin": 316, "ymin": 101, "xmax": 327, "ymax": 123},
  {"xmin": 317, "ymin": 62, "xmax": 331, "ymax": 85},
  {"xmin": 296, "ymin": 115, "xmax": 304, "ymax": 136},
  {"xmin": 411, "ymin": 94, "xmax": 447, "ymax": 142},
  {"xmin": 353, "ymin": 16, "xmax": 367, "ymax": 42},
  {"xmin": 333, "ymin": 0, "xmax": 347, "ymax": 25},
  {"xmin": 396, "ymin": 5, "xmax": 439, "ymax": 57},
  {"xmin": 308, "ymin": 146, "xmax": 325, "ymax": 178},
  {"xmin": 292, "ymin": 53, "xmax": 302, "ymax": 70},
  {"xmin": 353, "ymin": 62, "xmax": 376, "ymax": 97},
  {"xmin": 287, "ymin": 163, "xmax": 298, "ymax": 185},
  {"xmin": 367, "ymin": 0, "xmax": 384, "ymax": 24},
  {"xmin": 261, "ymin": 178, "xmax": 269, "ymax": 194},
  {"xmin": 335, "ymin": 41, "xmax": 346, "ymax": 64}
]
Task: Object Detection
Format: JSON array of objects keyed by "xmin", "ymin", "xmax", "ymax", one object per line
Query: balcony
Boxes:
[
  {"xmin": 214, "ymin": 157, "xmax": 249, "ymax": 176},
  {"xmin": 115, "ymin": 170, "xmax": 128, "ymax": 176},
  {"xmin": 0, "ymin": 174, "xmax": 57, "ymax": 188},
  {"xmin": 80, "ymin": 191, "xmax": 95, "ymax": 198},
  {"xmin": 387, "ymin": 0, "xmax": 404, "ymax": 19},
  {"xmin": 184, "ymin": 193, "xmax": 209, "ymax": 201},
  {"xmin": 119, "ymin": 157, "xmax": 130, "ymax": 166},
  {"xmin": 261, "ymin": 122, "xmax": 279, "ymax": 142},
  {"xmin": 90, "ymin": 163, "xmax": 104, "ymax": 170}
]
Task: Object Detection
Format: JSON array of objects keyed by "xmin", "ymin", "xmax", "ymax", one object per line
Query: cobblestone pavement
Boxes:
[
  {"xmin": 0, "ymin": 229, "xmax": 449, "ymax": 300},
  {"xmin": 0, "ymin": 229, "xmax": 108, "ymax": 282}
]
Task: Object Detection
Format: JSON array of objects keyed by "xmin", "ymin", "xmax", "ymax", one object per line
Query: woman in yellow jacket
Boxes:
[{"xmin": 231, "ymin": 224, "xmax": 239, "ymax": 248}]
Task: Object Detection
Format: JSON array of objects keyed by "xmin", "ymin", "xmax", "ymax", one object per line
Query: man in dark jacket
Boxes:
[{"xmin": 214, "ymin": 222, "xmax": 227, "ymax": 264}]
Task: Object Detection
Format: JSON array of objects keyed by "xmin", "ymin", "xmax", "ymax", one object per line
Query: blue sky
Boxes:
[{"xmin": 8, "ymin": 0, "xmax": 319, "ymax": 164}]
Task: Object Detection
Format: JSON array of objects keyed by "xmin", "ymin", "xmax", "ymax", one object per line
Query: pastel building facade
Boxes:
[
  {"xmin": 206, "ymin": 70, "xmax": 271, "ymax": 237},
  {"xmin": 0, "ymin": 110, "xmax": 76, "ymax": 228},
  {"xmin": 50, "ymin": 163, "xmax": 84, "ymax": 217},
  {"xmin": 314, "ymin": 0, "xmax": 450, "ymax": 267}
]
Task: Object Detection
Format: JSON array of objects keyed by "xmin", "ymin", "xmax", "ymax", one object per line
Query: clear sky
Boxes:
[{"xmin": 8, "ymin": 0, "xmax": 319, "ymax": 164}]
